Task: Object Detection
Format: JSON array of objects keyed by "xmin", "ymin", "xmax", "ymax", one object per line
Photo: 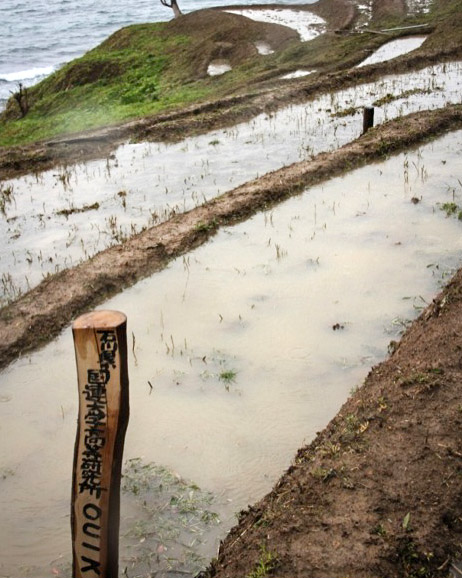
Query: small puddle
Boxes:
[
  {"xmin": 280, "ymin": 69, "xmax": 316, "ymax": 79},
  {"xmin": 255, "ymin": 41, "xmax": 274, "ymax": 55},
  {"xmin": 1, "ymin": 61, "xmax": 462, "ymax": 304},
  {"xmin": 224, "ymin": 8, "xmax": 326, "ymax": 42},
  {"xmin": 1, "ymin": 130, "xmax": 461, "ymax": 577},
  {"xmin": 207, "ymin": 60, "xmax": 232, "ymax": 76},
  {"xmin": 357, "ymin": 36, "xmax": 427, "ymax": 68}
]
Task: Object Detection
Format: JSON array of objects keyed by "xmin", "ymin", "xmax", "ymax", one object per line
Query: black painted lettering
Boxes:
[
  {"xmin": 81, "ymin": 555, "xmax": 101, "ymax": 575},
  {"xmin": 83, "ymin": 541, "xmax": 101, "ymax": 552},
  {"xmin": 83, "ymin": 522, "xmax": 100, "ymax": 539},
  {"xmin": 83, "ymin": 503, "xmax": 102, "ymax": 521}
]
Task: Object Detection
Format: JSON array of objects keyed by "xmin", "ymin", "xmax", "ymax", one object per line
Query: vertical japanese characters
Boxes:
[
  {"xmin": 79, "ymin": 331, "xmax": 117, "ymax": 500},
  {"xmin": 72, "ymin": 312, "xmax": 129, "ymax": 578}
]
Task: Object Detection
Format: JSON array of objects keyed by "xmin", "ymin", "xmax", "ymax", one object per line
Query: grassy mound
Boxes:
[
  {"xmin": 0, "ymin": 0, "xmax": 460, "ymax": 147},
  {"xmin": 0, "ymin": 10, "xmax": 298, "ymax": 146}
]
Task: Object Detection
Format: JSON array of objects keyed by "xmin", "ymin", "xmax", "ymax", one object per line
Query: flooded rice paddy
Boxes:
[
  {"xmin": 1, "ymin": 130, "xmax": 462, "ymax": 577},
  {"xmin": 280, "ymin": 68, "xmax": 316, "ymax": 79},
  {"xmin": 357, "ymin": 36, "xmax": 427, "ymax": 67},
  {"xmin": 207, "ymin": 60, "xmax": 233, "ymax": 76},
  {"xmin": 1, "ymin": 61, "xmax": 462, "ymax": 306},
  {"xmin": 224, "ymin": 9, "xmax": 326, "ymax": 42}
]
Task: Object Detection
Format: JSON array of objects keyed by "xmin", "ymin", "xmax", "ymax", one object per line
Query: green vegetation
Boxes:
[
  {"xmin": 121, "ymin": 457, "xmax": 220, "ymax": 576},
  {"xmin": 0, "ymin": 183, "xmax": 14, "ymax": 215},
  {"xmin": 219, "ymin": 369, "xmax": 238, "ymax": 389},
  {"xmin": 0, "ymin": 22, "xmax": 210, "ymax": 145},
  {"xmin": 246, "ymin": 545, "xmax": 279, "ymax": 578},
  {"xmin": 439, "ymin": 202, "xmax": 462, "ymax": 220},
  {"xmin": 1, "ymin": 0, "xmax": 462, "ymax": 147},
  {"xmin": 195, "ymin": 218, "xmax": 219, "ymax": 233},
  {"xmin": 397, "ymin": 537, "xmax": 435, "ymax": 578}
]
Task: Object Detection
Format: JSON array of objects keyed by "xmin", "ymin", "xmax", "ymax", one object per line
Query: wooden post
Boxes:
[
  {"xmin": 71, "ymin": 311, "xmax": 129, "ymax": 578},
  {"xmin": 363, "ymin": 106, "xmax": 375, "ymax": 134}
]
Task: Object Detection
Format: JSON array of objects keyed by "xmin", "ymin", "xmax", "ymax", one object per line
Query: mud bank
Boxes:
[{"xmin": 0, "ymin": 104, "xmax": 461, "ymax": 372}]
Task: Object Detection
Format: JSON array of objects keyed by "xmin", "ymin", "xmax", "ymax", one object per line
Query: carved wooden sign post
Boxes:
[{"xmin": 71, "ymin": 311, "xmax": 130, "ymax": 578}]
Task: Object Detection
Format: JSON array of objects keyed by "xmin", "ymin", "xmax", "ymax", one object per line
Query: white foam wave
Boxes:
[{"xmin": 0, "ymin": 66, "xmax": 55, "ymax": 82}]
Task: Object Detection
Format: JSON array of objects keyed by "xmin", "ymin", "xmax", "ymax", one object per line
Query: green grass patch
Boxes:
[
  {"xmin": 2, "ymin": 0, "xmax": 462, "ymax": 147},
  {"xmin": 0, "ymin": 22, "xmax": 212, "ymax": 146}
]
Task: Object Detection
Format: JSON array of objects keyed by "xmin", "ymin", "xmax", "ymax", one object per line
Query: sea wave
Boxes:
[{"xmin": 0, "ymin": 66, "xmax": 55, "ymax": 82}]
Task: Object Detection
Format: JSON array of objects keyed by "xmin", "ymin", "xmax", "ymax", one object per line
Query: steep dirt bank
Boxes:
[
  {"xmin": 0, "ymin": 104, "xmax": 461, "ymax": 372},
  {"xmin": 201, "ymin": 263, "xmax": 462, "ymax": 578}
]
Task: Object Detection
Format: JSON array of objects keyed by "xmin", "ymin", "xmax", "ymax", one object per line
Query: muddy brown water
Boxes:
[
  {"xmin": 1, "ymin": 61, "xmax": 462, "ymax": 306},
  {"xmin": 0, "ymin": 130, "xmax": 461, "ymax": 577}
]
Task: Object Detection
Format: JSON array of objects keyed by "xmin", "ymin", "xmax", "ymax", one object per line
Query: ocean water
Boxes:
[{"xmin": 0, "ymin": 0, "xmax": 314, "ymax": 109}]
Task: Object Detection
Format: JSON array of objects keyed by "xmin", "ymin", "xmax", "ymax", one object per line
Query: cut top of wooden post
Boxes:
[{"xmin": 73, "ymin": 310, "xmax": 127, "ymax": 330}]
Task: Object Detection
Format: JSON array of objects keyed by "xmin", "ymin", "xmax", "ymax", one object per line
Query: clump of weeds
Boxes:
[
  {"xmin": 373, "ymin": 88, "xmax": 432, "ymax": 107},
  {"xmin": 318, "ymin": 441, "xmax": 342, "ymax": 458},
  {"xmin": 340, "ymin": 413, "xmax": 369, "ymax": 445},
  {"xmin": 439, "ymin": 202, "xmax": 462, "ymax": 220},
  {"xmin": 195, "ymin": 219, "xmax": 218, "ymax": 233},
  {"xmin": 246, "ymin": 544, "xmax": 279, "ymax": 578},
  {"xmin": 219, "ymin": 369, "xmax": 238, "ymax": 390},
  {"xmin": 330, "ymin": 106, "xmax": 360, "ymax": 118},
  {"xmin": 56, "ymin": 202, "xmax": 100, "ymax": 217},
  {"xmin": 121, "ymin": 458, "xmax": 220, "ymax": 577},
  {"xmin": 0, "ymin": 183, "xmax": 14, "ymax": 216},
  {"xmin": 200, "ymin": 350, "xmax": 239, "ymax": 392},
  {"xmin": 396, "ymin": 535, "xmax": 436, "ymax": 578}
]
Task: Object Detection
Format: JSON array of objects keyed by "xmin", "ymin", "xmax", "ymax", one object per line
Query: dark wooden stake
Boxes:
[
  {"xmin": 363, "ymin": 106, "xmax": 375, "ymax": 134},
  {"xmin": 71, "ymin": 311, "xmax": 130, "ymax": 578}
]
